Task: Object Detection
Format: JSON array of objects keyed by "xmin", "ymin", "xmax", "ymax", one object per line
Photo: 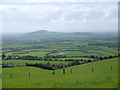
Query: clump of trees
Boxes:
[
  {"xmin": 26, "ymin": 62, "xmax": 64, "ymax": 70},
  {"xmin": 26, "ymin": 60, "xmax": 90, "ymax": 70},
  {"xmin": 44, "ymin": 55, "xmax": 67, "ymax": 58},
  {"xmin": 2, "ymin": 52, "xmax": 119, "ymax": 62},
  {"xmin": 2, "ymin": 53, "xmax": 6, "ymax": 60},
  {"xmin": 2, "ymin": 53, "xmax": 119, "ymax": 70},
  {"xmin": 88, "ymin": 42, "xmax": 118, "ymax": 47}
]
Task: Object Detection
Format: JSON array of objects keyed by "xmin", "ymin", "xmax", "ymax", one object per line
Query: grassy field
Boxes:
[
  {"xmin": 2, "ymin": 31, "xmax": 118, "ymax": 88},
  {"xmin": 5, "ymin": 51, "xmax": 49, "ymax": 57},
  {"xmin": 51, "ymin": 57, "xmax": 95, "ymax": 61},
  {"xmin": 2, "ymin": 57, "xmax": 118, "ymax": 88},
  {"xmin": 2, "ymin": 60, "xmax": 70, "ymax": 66},
  {"xmin": 48, "ymin": 50, "xmax": 117, "ymax": 57}
]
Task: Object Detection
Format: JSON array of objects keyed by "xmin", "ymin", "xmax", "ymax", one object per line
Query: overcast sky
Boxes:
[{"xmin": 0, "ymin": 0, "xmax": 118, "ymax": 34}]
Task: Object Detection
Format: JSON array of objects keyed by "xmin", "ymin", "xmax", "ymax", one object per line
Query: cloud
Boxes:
[
  {"xmin": 48, "ymin": 4, "xmax": 117, "ymax": 23},
  {"xmin": 0, "ymin": 2, "xmax": 118, "ymax": 33}
]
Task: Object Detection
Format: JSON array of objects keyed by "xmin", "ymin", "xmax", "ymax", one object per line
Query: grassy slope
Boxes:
[{"xmin": 2, "ymin": 58, "xmax": 118, "ymax": 88}]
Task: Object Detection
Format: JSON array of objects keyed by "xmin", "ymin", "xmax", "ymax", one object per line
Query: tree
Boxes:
[
  {"xmin": 87, "ymin": 60, "xmax": 92, "ymax": 63},
  {"xmin": 108, "ymin": 55, "xmax": 113, "ymax": 58},
  {"xmin": 2, "ymin": 53, "xmax": 6, "ymax": 60},
  {"xmin": 91, "ymin": 55, "xmax": 95, "ymax": 58},
  {"xmin": 99, "ymin": 57, "xmax": 104, "ymax": 60}
]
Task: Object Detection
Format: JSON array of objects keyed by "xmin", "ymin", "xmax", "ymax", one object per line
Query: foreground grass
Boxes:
[{"xmin": 2, "ymin": 58, "xmax": 118, "ymax": 88}]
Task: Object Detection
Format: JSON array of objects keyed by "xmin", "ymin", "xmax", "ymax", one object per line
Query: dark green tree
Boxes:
[{"xmin": 2, "ymin": 53, "xmax": 6, "ymax": 60}]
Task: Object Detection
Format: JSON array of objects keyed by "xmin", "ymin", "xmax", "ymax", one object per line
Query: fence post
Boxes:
[
  {"xmin": 63, "ymin": 68, "xmax": 65, "ymax": 74},
  {"xmin": 52, "ymin": 70, "xmax": 55, "ymax": 74},
  {"xmin": 52, "ymin": 66, "xmax": 55, "ymax": 74},
  {"xmin": 10, "ymin": 74, "xmax": 12, "ymax": 78},
  {"xmin": 111, "ymin": 66, "xmax": 112, "ymax": 71},
  {"xmin": 29, "ymin": 72, "xmax": 31, "ymax": 77},
  {"xmin": 92, "ymin": 67, "xmax": 94, "ymax": 72},
  {"xmin": 70, "ymin": 69, "xmax": 72, "ymax": 73}
]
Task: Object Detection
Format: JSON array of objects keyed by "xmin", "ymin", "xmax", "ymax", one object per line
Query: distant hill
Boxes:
[
  {"xmin": 2, "ymin": 30, "xmax": 95, "ymax": 44},
  {"xmin": 26, "ymin": 30, "xmax": 93, "ymax": 35},
  {"xmin": 2, "ymin": 30, "xmax": 118, "ymax": 45},
  {"xmin": 21, "ymin": 30, "xmax": 94, "ymax": 40},
  {"xmin": 27, "ymin": 30, "xmax": 49, "ymax": 35},
  {"xmin": 3, "ymin": 30, "xmax": 118, "ymax": 42}
]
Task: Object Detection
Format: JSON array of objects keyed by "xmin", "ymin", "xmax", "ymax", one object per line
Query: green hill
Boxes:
[
  {"xmin": 2, "ymin": 57, "xmax": 118, "ymax": 88},
  {"xmin": 14, "ymin": 30, "xmax": 94, "ymax": 41}
]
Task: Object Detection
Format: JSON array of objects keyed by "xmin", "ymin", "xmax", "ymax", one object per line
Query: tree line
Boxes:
[
  {"xmin": 26, "ymin": 60, "xmax": 82, "ymax": 70},
  {"xmin": 25, "ymin": 54, "xmax": 118, "ymax": 70},
  {"xmin": 2, "ymin": 53, "xmax": 119, "ymax": 61}
]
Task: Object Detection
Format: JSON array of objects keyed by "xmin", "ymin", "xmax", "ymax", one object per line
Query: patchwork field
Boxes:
[{"xmin": 2, "ymin": 31, "xmax": 118, "ymax": 88}]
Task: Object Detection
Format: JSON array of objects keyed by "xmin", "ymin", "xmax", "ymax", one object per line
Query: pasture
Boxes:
[
  {"xmin": 2, "ymin": 60, "xmax": 70, "ymax": 66},
  {"xmin": 2, "ymin": 58, "xmax": 118, "ymax": 88},
  {"xmin": 2, "ymin": 31, "xmax": 118, "ymax": 88},
  {"xmin": 5, "ymin": 51, "xmax": 49, "ymax": 57}
]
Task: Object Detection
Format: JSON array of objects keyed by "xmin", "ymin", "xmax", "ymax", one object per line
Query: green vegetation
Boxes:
[
  {"xmin": 2, "ymin": 60, "xmax": 69, "ymax": 65},
  {"xmin": 5, "ymin": 51, "xmax": 49, "ymax": 57},
  {"xmin": 2, "ymin": 58, "xmax": 118, "ymax": 88},
  {"xmin": 2, "ymin": 31, "xmax": 118, "ymax": 58},
  {"xmin": 2, "ymin": 31, "xmax": 118, "ymax": 88}
]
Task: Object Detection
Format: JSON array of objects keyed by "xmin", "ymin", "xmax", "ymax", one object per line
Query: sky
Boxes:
[{"xmin": 0, "ymin": 0, "xmax": 119, "ymax": 34}]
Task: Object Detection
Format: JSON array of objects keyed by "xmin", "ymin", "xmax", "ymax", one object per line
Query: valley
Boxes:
[{"xmin": 1, "ymin": 30, "xmax": 118, "ymax": 88}]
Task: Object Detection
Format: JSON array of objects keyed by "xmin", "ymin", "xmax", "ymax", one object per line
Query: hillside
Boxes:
[
  {"xmin": 21, "ymin": 30, "xmax": 94, "ymax": 40},
  {"xmin": 2, "ymin": 30, "xmax": 96, "ymax": 45},
  {"xmin": 2, "ymin": 30, "xmax": 118, "ymax": 45},
  {"xmin": 2, "ymin": 57, "xmax": 118, "ymax": 88}
]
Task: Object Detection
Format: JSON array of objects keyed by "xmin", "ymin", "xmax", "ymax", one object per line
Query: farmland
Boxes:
[
  {"xmin": 2, "ymin": 30, "xmax": 119, "ymax": 88},
  {"xmin": 2, "ymin": 58, "xmax": 118, "ymax": 88}
]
